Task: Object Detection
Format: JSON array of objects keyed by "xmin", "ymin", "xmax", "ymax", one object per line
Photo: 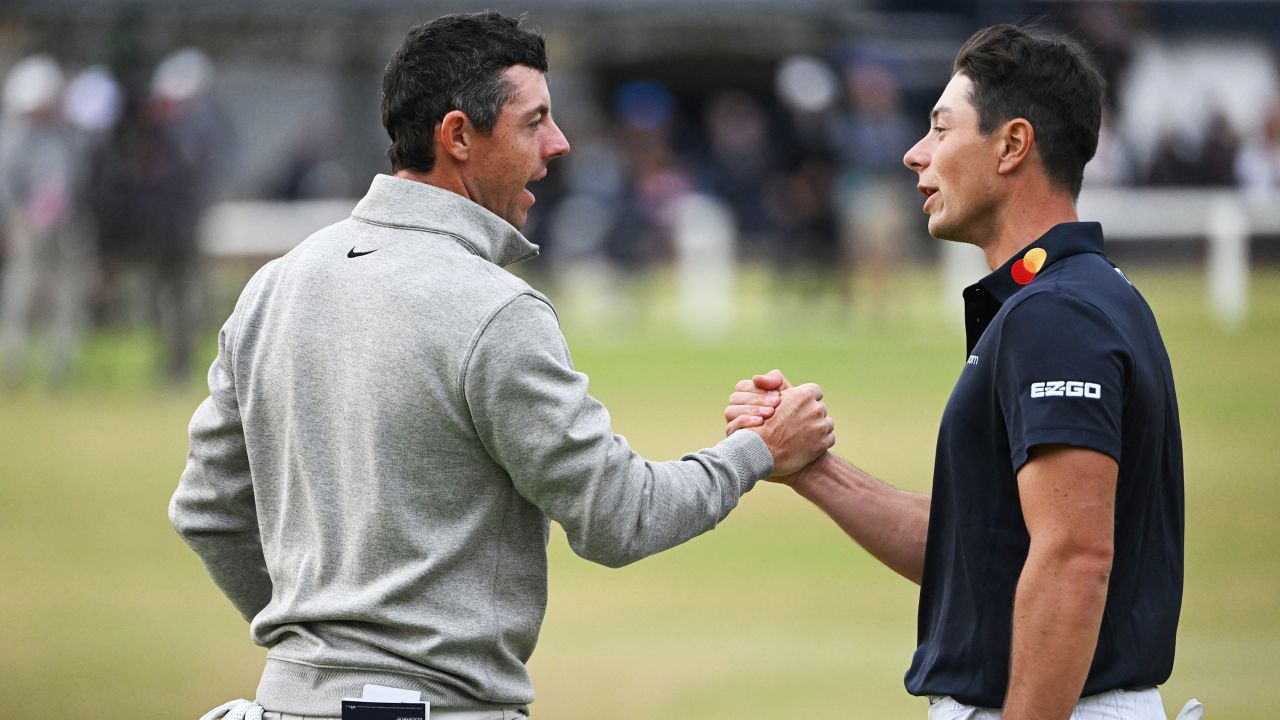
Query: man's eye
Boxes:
[{"xmin": 934, "ymin": 126, "xmax": 946, "ymax": 133}]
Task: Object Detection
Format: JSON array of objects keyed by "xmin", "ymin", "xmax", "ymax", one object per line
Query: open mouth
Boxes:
[
  {"xmin": 919, "ymin": 185, "xmax": 938, "ymax": 211},
  {"xmin": 525, "ymin": 170, "xmax": 547, "ymax": 202}
]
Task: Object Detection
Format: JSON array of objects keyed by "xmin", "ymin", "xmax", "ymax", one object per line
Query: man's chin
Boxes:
[
  {"xmin": 511, "ymin": 200, "xmax": 536, "ymax": 230},
  {"xmin": 926, "ymin": 215, "xmax": 949, "ymax": 240}
]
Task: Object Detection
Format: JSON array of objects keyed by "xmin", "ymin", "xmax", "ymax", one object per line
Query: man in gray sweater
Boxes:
[{"xmin": 171, "ymin": 12, "xmax": 835, "ymax": 720}]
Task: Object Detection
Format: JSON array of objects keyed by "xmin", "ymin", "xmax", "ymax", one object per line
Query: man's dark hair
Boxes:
[
  {"xmin": 381, "ymin": 12, "xmax": 547, "ymax": 173},
  {"xmin": 954, "ymin": 24, "xmax": 1104, "ymax": 199}
]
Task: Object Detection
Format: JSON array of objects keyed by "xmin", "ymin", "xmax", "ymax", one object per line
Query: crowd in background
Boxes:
[
  {"xmin": 0, "ymin": 49, "xmax": 231, "ymax": 388},
  {"xmin": 4, "ymin": 4, "xmax": 1280, "ymax": 388}
]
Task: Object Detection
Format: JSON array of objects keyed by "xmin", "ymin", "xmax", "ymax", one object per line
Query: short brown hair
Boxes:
[
  {"xmin": 381, "ymin": 12, "xmax": 548, "ymax": 173},
  {"xmin": 954, "ymin": 24, "xmax": 1103, "ymax": 199}
]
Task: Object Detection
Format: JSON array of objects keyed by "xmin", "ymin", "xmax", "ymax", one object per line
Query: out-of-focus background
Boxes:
[{"xmin": 1, "ymin": 0, "xmax": 1277, "ymax": 718}]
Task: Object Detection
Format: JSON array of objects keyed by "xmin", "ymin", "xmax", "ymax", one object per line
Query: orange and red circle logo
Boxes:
[{"xmin": 1011, "ymin": 247, "xmax": 1047, "ymax": 285}]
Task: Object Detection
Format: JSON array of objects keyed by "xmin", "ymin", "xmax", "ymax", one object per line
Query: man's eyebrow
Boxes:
[{"xmin": 930, "ymin": 106, "xmax": 951, "ymax": 123}]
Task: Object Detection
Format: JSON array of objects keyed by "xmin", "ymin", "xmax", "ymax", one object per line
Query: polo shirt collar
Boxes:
[
  {"xmin": 960, "ymin": 221, "xmax": 1104, "ymax": 354},
  {"xmin": 974, "ymin": 221, "xmax": 1105, "ymax": 303},
  {"xmin": 351, "ymin": 173, "xmax": 539, "ymax": 267}
]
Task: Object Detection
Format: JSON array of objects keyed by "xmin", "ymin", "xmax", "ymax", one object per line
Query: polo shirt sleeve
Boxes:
[{"xmin": 994, "ymin": 291, "xmax": 1130, "ymax": 471}]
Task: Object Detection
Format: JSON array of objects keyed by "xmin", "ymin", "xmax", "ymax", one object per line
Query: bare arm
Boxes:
[
  {"xmin": 725, "ymin": 369, "xmax": 930, "ymax": 583},
  {"xmin": 1003, "ymin": 445, "xmax": 1116, "ymax": 720},
  {"xmin": 787, "ymin": 452, "xmax": 931, "ymax": 583},
  {"xmin": 467, "ymin": 300, "xmax": 833, "ymax": 569}
]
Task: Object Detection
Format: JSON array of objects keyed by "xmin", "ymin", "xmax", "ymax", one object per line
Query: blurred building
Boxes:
[{"xmin": 2, "ymin": 0, "xmax": 1280, "ymax": 344}]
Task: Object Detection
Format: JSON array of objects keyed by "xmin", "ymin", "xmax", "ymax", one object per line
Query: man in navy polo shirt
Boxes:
[{"xmin": 726, "ymin": 25, "xmax": 1191, "ymax": 719}]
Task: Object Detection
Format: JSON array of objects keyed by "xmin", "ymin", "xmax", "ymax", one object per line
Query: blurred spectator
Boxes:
[
  {"xmin": 1146, "ymin": 127, "xmax": 1202, "ymax": 187},
  {"xmin": 1066, "ymin": 3, "xmax": 1142, "ymax": 113},
  {"xmin": 63, "ymin": 64, "xmax": 124, "ymax": 330},
  {"xmin": 1147, "ymin": 109, "xmax": 1240, "ymax": 186},
  {"xmin": 0, "ymin": 55, "xmax": 94, "ymax": 389},
  {"xmin": 103, "ymin": 48, "xmax": 233, "ymax": 384},
  {"xmin": 697, "ymin": 91, "xmax": 776, "ymax": 254},
  {"xmin": 610, "ymin": 81, "xmax": 694, "ymax": 270},
  {"xmin": 64, "ymin": 65, "xmax": 124, "ymax": 144},
  {"xmin": 1197, "ymin": 110, "xmax": 1241, "ymax": 186},
  {"xmin": 834, "ymin": 59, "xmax": 915, "ymax": 319},
  {"xmin": 144, "ymin": 48, "xmax": 234, "ymax": 382},
  {"xmin": 769, "ymin": 55, "xmax": 842, "ymax": 299},
  {"xmin": 266, "ymin": 114, "xmax": 352, "ymax": 200},
  {"xmin": 1237, "ymin": 101, "xmax": 1280, "ymax": 191}
]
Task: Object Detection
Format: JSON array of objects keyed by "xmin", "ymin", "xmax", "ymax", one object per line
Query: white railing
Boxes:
[
  {"xmin": 199, "ymin": 199, "xmax": 356, "ymax": 260},
  {"xmin": 200, "ymin": 190, "xmax": 1276, "ymax": 332}
]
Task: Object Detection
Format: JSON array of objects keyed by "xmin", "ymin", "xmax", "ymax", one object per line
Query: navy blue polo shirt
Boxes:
[{"xmin": 905, "ymin": 222, "xmax": 1184, "ymax": 707}]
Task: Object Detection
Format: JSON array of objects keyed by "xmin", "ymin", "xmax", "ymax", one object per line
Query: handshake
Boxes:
[{"xmin": 723, "ymin": 369, "xmax": 835, "ymax": 479}]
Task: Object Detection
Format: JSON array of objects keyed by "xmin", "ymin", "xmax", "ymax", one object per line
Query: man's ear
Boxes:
[
  {"xmin": 437, "ymin": 110, "xmax": 471, "ymax": 163},
  {"xmin": 996, "ymin": 118, "xmax": 1034, "ymax": 176}
]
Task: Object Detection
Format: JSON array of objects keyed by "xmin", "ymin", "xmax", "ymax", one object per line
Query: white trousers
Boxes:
[{"xmin": 927, "ymin": 688, "xmax": 1203, "ymax": 720}]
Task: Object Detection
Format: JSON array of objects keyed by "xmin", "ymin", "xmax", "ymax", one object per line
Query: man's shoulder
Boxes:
[
  {"xmin": 994, "ymin": 282, "xmax": 1129, "ymax": 360},
  {"xmin": 1003, "ymin": 254, "xmax": 1134, "ymax": 322}
]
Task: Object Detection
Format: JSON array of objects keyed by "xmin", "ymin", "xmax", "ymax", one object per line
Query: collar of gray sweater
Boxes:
[{"xmin": 351, "ymin": 173, "xmax": 540, "ymax": 267}]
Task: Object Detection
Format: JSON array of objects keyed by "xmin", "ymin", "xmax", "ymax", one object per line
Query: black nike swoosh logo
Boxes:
[{"xmin": 347, "ymin": 247, "xmax": 378, "ymax": 258}]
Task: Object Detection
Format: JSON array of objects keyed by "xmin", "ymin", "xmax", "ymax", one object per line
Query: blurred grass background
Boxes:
[{"xmin": 1, "ymin": 266, "xmax": 1276, "ymax": 719}]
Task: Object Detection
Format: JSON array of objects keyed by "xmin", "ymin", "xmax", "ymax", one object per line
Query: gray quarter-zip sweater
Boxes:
[{"xmin": 170, "ymin": 174, "xmax": 773, "ymax": 715}]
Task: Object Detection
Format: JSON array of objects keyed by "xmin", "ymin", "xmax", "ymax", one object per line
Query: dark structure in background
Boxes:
[{"xmin": 2, "ymin": 0, "xmax": 1280, "ymax": 385}]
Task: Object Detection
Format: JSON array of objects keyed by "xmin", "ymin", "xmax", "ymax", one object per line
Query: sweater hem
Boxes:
[{"xmin": 255, "ymin": 657, "xmax": 530, "ymax": 716}]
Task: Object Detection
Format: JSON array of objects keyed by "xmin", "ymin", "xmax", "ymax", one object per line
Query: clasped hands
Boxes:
[{"xmin": 724, "ymin": 369, "xmax": 834, "ymax": 478}]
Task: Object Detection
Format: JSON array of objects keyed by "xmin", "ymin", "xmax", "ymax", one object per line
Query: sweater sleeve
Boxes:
[
  {"xmin": 169, "ymin": 304, "xmax": 272, "ymax": 621},
  {"xmin": 463, "ymin": 293, "xmax": 774, "ymax": 568}
]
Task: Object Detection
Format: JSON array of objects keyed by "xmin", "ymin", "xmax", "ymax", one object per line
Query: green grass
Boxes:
[{"xmin": 1, "ymin": 266, "xmax": 1275, "ymax": 719}]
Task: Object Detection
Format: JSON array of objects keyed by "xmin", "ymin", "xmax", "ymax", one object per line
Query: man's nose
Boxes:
[
  {"xmin": 545, "ymin": 119, "xmax": 571, "ymax": 159},
  {"xmin": 903, "ymin": 136, "xmax": 929, "ymax": 172}
]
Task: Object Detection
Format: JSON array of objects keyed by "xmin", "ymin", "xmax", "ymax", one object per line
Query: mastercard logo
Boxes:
[{"xmin": 1011, "ymin": 247, "xmax": 1047, "ymax": 285}]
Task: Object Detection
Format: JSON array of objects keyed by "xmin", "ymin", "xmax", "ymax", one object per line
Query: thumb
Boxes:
[{"xmin": 753, "ymin": 368, "xmax": 792, "ymax": 391}]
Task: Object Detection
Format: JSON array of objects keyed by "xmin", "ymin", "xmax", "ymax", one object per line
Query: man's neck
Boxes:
[
  {"xmin": 979, "ymin": 182, "xmax": 1079, "ymax": 271},
  {"xmin": 395, "ymin": 168, "xmax": 469, "ymax": 201}
]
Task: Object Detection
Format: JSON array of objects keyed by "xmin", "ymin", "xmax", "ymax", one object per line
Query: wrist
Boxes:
[{"xmin": 787, "ymin": 451, "xmax": 835, "ymax": 494}]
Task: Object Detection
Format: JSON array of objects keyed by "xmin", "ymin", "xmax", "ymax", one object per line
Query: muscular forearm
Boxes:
[
  {"xmin": 789, "ymin": 452, "xmax": 930, "ymax": 584},
  {"xmin": 1003, "ymin": 545, "xmax": 1110, "ymax": 719}
]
